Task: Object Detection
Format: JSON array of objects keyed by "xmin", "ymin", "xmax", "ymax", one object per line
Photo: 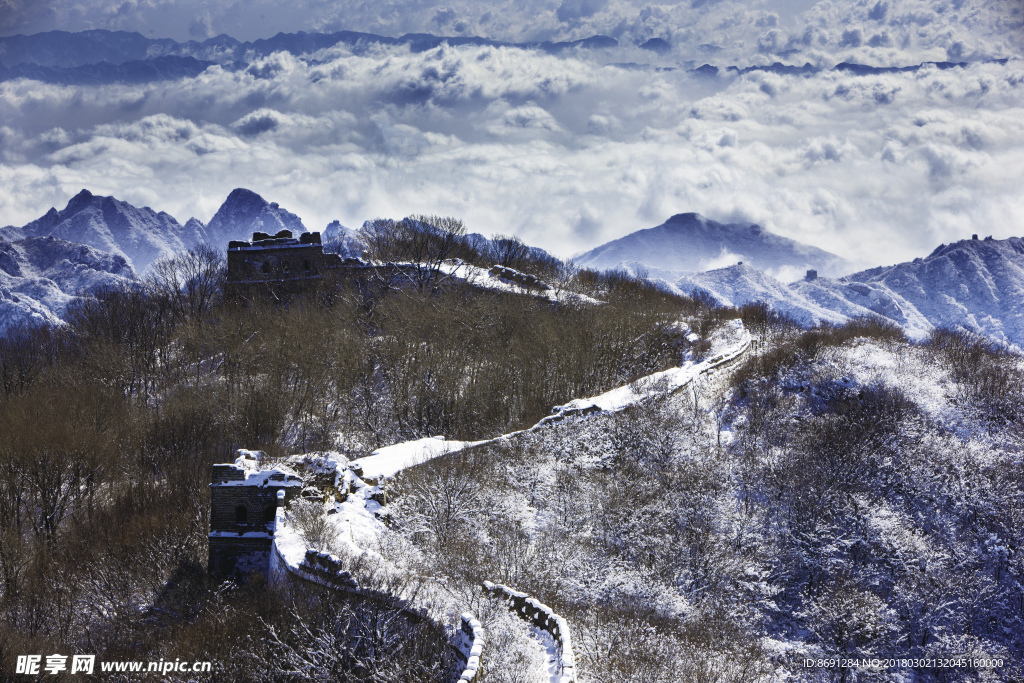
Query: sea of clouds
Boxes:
[{"xmin": 0, "ymin": 0, "xmax": 1022, "ymax": 266}]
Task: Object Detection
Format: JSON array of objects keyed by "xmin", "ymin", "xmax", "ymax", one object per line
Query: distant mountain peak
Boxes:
[
  {"xmin": 3, "ymin": 189, "xmax": 193, "ymax": 273},
  {"xmin": 666, "ymin": 212, "xmax": 704, "ymax": 224},
  {"xmin": 204, "ymin": 188, "xmax": 306, "ymax": 244},
  {"xmin": 575, "ymin": 213, "xmax": 851, "ymax": 279},
  {"xmin": 223, "ymin": 187, "xmax": 266, "ymax": 206},
  {"xmin": 66, "ymin": 188, "xmax": 96, "ymax": 210}
]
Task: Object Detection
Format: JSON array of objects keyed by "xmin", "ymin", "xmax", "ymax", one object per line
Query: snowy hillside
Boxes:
[
  {"xmin": 624, "ymin": 235, "xmax": 1024, "ymax": 348},
  {"xmin": 575, "ymin": 212, "xmax": 852, "ymax": 280},
  {"xmin": 0, "ymin": 189, "xmax": 206, "ymax": 274},
  {"xmin": 655, "ymin": 262, "xmax": 855, "ymax": 326},
  {"xmin": 843, "ymin": 236, "xmax": 1024, "ymax": 349},
  {"xmin": 655, "ymin": 263, "xmax": 930, "ymax": 335},
  {"xmin": 0, "ymin": 236, "xmax": 138, "ymax": 333}
]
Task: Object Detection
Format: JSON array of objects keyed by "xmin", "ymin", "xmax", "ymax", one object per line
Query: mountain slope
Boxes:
[
  {"xmin": 0, "ymin": 236, "xmax": 137, "ymax": 333},
  {"xmin": 0, "ymin": 188, "xmax": 307, "ymax": 275},
  {"xmin": 637, "ymin": 234, "xmax": 1024, "ymax": 348},
  {"xmin": 636, "ymin": 261, "xmax": 880, "ymax": 328},
  {"xmin": 0, "ymin": 189, "xmax": 206, "ymax": 274},
  {"xmin": 845, "ymin": 236, "xmax": 1024, "ymax": 347},
  {"xmin": 576, "ymin": 213, "xmax": 851, "ymax": 279}
]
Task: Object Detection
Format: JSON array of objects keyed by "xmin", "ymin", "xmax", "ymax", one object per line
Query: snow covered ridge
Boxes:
[
  {"xmin": 0, "ymin": 189, "xmax": 205, "ymax": 275},
  {"xmin": 483, "ymin": 582, "xmax": 575, "ymax": 683},
  {"xmin": 639, "ymin": 235, "xmax": 1024, "ymax": 349},
  {"xmin": 575, "ymin": 212, "xmax": 852, "ymax": 279},
  {"xmin": 0, "ymin": 235, "xmax": 138, "ymax": 334}
]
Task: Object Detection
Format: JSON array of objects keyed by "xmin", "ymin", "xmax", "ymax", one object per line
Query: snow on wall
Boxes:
[
  {"xmin": 483, "ymin": 582, "xmax": 575, "ymax": 683},
  {"xmin": 348, "ymin": 436, "xmax": 487, "ymax": 480},
  {"xmin": 352, "ymin": 319, "xmax": 752, "ymax": 478},
  {"xmin": 455, "ymin": 613, "xmax": 485, "ymax": 683},
  {"xmin": 292, "ymin": 549, "xmax": 360, "ymax": 590},
  {"xmin": 546, "ymin": 319, "xmax": 750, "ymax": 419},
  {"xmin": 438, "ymin": 261, "xmax": 602, "ymax": 306},
  {"xmin": 268, "ymin": 463, "xmax": 487, "ymax": 678},
  {"xmin": 263, "ymin": 320, "xmax": 753, "ymax": 682}
]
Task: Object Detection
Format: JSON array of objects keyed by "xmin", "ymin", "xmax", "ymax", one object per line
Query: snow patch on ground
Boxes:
[
  {"xmin": 440, "ymin": 262, "xmax": 602, "ymax": 306},
  {"xmin": 839, "ymin": 341, "xmax": 955, "ymax": 424},
  {"xmin": 349, "ymin": 436, "xmax": 487, "ymax": 480}
]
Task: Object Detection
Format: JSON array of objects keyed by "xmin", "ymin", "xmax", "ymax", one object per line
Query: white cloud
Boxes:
[
  {"xmin": 0, "ymin": 18, "xmax": 1020, "ymax": 271},
  {"xmin": 700, "ymin": 246, "xmax": 746, "ymax": 270}
]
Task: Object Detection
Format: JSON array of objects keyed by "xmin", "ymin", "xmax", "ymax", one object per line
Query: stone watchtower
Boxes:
[
  {"xmin": 225, "ymin": 230, "xmax": 344, "ymax": 297},
  {"xmin": 208, "ymin": 452, "xmax": 303, "ymax": 579}
]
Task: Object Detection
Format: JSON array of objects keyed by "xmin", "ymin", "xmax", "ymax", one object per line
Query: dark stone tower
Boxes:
[{"xmin": 208, "ymin": 452, "xmax": 303, "ymax": 579}]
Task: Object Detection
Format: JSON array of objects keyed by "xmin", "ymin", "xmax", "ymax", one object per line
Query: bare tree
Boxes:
[
  {"xmin": 147, "ymin": 243, "xmax": 225, "ymax": 324},
  {"xmin": 362, "ymin": 215, "xmax": 466, "ymax": 291},
  {"xmin": 489, "ymin": 234, "xmax": 531, "ymax": 270}
]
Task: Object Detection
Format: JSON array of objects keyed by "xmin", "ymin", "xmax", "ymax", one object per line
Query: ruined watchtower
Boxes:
[
  {"xmin": 225, "ymin": 230, "xmax": 345, "ymax": 296},
  {"xmin": 208, "ymin": 451, "xmax": 303, "ymax": 579}
]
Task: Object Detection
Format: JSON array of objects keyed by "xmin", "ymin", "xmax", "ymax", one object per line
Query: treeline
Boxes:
[
  {"xmin": 0, "ymin": 222, "xmax": 721, "ymax": 680},
  {"xmin": 357, "ymin": 214, "xmax": 567, "ymax": 284}
]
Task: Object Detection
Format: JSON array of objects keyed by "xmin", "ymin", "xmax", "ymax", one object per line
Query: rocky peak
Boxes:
[{"xmin": 205, "ymin": 188, "xmax": 307, "ymax": 244}]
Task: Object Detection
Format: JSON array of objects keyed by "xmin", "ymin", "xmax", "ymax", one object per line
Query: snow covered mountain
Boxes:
[
  {"xmin": 575, "ymin": 212, "xmax": 851, "ymax": 280},
  {"xmin": 203, "ymin": 188, "xmax": 307, "ymax": 246},
  {"xmin": 640, "ymin": 234, "xmax": 1024, "ymax": 348},
  {"xmin": 0, "ymin": 187, "xmax": 310, "ymax": 275},
  {"xmin": 322, "ymin": 220, "xmax": 366, "ymax": 258},
  {"xmin": 0, "ymin": 189, "xmax": 207, "ymax": 274},
  {"xmin": 0, "ymin": 236, "xmax": 137, "ymax": 333},
  {"xmin": 842, "ymin": 236, "xmax": 1024, "ymax": 347},
  {"xmin": 632, "ymin": 262, "xmax": 851, "ymax": 326},
  {"xmin": 0, "ymin": 187, "xmax": 315, "ymax": 331}
]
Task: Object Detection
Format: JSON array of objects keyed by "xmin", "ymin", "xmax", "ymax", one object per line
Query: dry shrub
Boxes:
[
  {"xmin": 732, "ymin": 314, "xmax": 907, "ymax": 391},
  {"xmin": 287, "ymin": 499, "xmax": 338, "ymax": 552}
]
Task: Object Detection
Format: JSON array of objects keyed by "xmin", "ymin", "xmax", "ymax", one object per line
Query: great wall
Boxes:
[{"xmin": 209, "ymin": 269, "xmax": 754, "ymax": 681}]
